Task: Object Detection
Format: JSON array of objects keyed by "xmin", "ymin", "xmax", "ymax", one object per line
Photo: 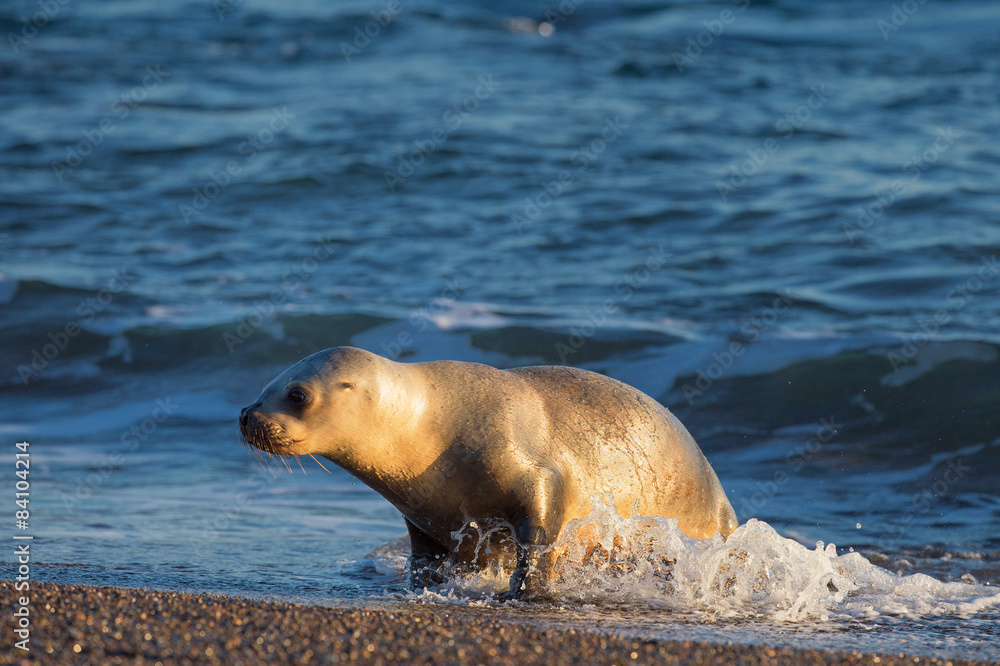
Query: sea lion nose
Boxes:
[{"xmin": 239, "ymin": 402, "xmax": 261, "ymax": 428}]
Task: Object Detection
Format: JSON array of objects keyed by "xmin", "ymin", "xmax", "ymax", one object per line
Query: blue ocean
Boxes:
[{"xmin": 2, "ymin": 0, "xmax": 999, "ymax": 660}]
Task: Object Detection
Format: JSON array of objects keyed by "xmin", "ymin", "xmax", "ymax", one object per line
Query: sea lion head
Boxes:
[{"xmin": 238, "ymin": 347, "xmax": 379, "ymax": 457}]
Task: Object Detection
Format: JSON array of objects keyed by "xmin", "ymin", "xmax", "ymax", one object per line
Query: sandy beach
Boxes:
[{"xmin": 2, "ymin": 581, "xmax": 992, "ymax": 665}]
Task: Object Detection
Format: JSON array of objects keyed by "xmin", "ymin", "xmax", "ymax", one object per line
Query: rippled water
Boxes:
[{"xmin": 2, "ymin": 0, "xmax": 999, "ymax": 660}]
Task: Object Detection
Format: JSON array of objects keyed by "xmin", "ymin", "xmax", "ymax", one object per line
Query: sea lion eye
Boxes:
[{"xmin": 287, "ymin": 388, "xmax": 308, "ymax": 406}]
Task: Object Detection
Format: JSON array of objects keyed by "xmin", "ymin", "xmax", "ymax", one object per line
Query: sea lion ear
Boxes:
[{"xmin": 340, "ymin": 382, "xmax": 356, "ymax": 390}]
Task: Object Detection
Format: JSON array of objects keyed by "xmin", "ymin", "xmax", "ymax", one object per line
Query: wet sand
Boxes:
[{"xmin": 1, "ymin": 582, "xmax": 991, "ymax": 665}]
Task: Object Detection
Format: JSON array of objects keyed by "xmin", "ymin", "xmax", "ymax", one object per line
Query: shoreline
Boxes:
[{"xmin": 2, "ymin": 582, "xmax": 993, "ymax": 665}]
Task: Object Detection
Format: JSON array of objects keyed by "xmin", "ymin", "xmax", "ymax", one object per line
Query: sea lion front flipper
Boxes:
[{"xmin": 405, "ymin": 518, "xmax": 449, "ymax": 590}]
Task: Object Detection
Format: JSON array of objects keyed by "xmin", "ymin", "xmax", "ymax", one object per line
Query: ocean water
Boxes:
[{"xmin": 2, "ymin": 0, "xmax": 1000, "ymax": 660}]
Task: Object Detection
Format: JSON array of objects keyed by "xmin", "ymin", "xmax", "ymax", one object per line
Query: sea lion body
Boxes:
[{"xmin": 239, "ymin": 347, "xmax": 737, "ymax": 596}]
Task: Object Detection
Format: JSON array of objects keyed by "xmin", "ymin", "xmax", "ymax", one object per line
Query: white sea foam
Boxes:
[
  {"xmin": 372, "ymin": 497, "xmax": 1000, "ymax": 624},
  {"xmin": 544, "ymin": 499, "xmax": 1000, "ymax": 623}
]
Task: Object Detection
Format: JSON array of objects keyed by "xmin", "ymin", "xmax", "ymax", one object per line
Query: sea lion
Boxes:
[{"xmin": 238, "ymin": 346, "xmax": 738, "ymax": 598}]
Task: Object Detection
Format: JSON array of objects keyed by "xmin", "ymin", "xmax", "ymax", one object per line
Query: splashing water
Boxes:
[
  {"xmin": 371, "ymin": 497, "xmax": 1000, "ymax": 625},
  {"xmin": 546, "ymin": 499, "xmax": 1000, "ymax": 623}
]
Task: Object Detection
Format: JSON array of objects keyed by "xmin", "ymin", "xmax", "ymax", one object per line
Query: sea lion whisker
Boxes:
[
  {"xmin": 243, "ymin": 437, "xmax": 261, "ymax": 466},
  {"xmin": 309, "ymin": 454, "xmax": 331, "ymax": 474},
  {"xmin": 261, "ymin": 451, "xmax": 279, "ymax": 476},
  {"xmin": 254, "ymin": 449, "xmax": 271, "ymax": 473}
]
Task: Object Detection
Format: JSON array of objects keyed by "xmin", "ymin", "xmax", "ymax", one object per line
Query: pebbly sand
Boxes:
[{"xmin": 1, "ymin": 582, "xmax": 992, "ymax": 665}]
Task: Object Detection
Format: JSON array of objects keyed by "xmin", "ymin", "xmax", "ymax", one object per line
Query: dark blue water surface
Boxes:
[{"xmin": 2, "ymin": 0, "xmax": 1000, "ymax": 660}]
